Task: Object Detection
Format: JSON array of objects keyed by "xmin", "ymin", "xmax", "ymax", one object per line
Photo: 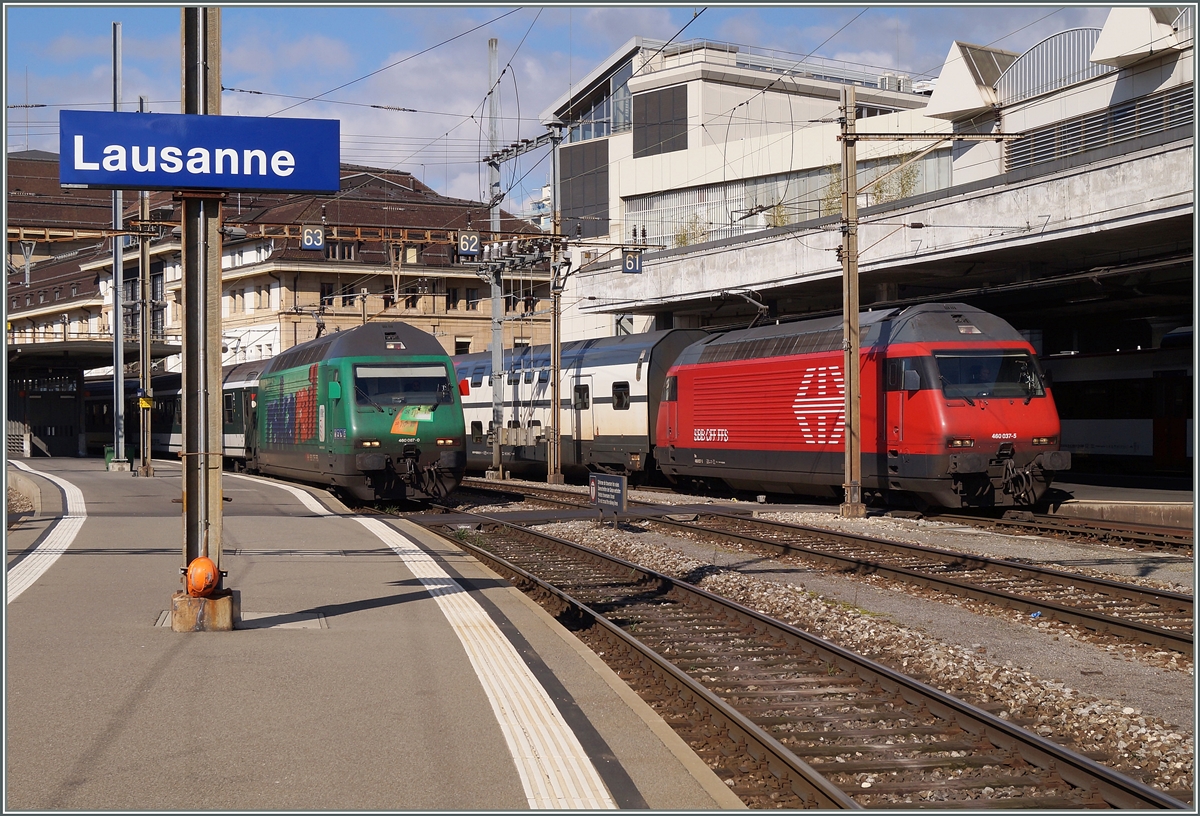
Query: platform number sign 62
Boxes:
[
  {"xmin": 301, "ymin": 226, "xmax": 325, "ymax": 251},
  {"xmin": 458, "ymin": 230, "xmax": 481, "ymax": 257}
]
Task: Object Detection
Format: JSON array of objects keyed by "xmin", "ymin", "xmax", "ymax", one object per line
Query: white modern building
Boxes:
[{"xmin": 539, "ymin": 8, "xmax": 1193, "ymax": 344}]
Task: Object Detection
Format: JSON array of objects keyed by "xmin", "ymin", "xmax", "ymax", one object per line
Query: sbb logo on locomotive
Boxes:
[
  {"xmin": 793, "ymin": 365, "xmax": 845, "ymax": 445},
  {"xmin": 694, "ymin": 428, "xmax": 729, "ymax": 442}
]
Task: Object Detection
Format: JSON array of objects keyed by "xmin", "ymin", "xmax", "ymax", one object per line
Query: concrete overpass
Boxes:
[{"xmin": 574, "ymin": 126, "xmax": 1193, "ymax": 353}]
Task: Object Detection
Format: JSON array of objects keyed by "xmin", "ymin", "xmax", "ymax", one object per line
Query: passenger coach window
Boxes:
[
  {"xmin": 573, "ymin": 384, "xmax": 590, "ymax": 409},
  {"xmin": 471, "ymin": 421, "xmax": 483, "ymax": 443},
  {"xmin": 223, "ymin": 393, "xmax": 236, "ymax": 424},
  {"xmin": 612, "ymin": 382, "xmax": 630, "ymax": 410},
  {"xmin": 471, "ymin": 366, "xmax": 484, "ymax": 388}
]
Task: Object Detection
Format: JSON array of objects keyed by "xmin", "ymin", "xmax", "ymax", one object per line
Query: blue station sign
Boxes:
[{"xmin": 59, "ymin": 110, "xmax": 340, "ymax": 193}]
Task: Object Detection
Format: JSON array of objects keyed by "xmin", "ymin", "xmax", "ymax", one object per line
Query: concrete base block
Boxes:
[
  {"xmin": 484, "ymin": 469, "xmax": 508, "ymax": 481},
  {"xmin": 171, "ymin": 589, "xmax": 240, "ymax": 632},
  {"xmin": 107, "ymin": 461, "xmax": 131, "ymax": 472}
]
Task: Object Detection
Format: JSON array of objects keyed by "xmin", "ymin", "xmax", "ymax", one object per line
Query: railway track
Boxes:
[
  {"xmin": 645, "ymin": 511, "xmax": 1193, "ymax": 656},
  {"xmin": 923, "ymin": 512, "xmax": 1193, "ymax": 555},
  {"xmin": 420, "ymin": 512, "xmax": 1188, "ymax": 809},
  {"xmin": 452, "ymin": 480, "xmax": 1193, "ymax": 655}
]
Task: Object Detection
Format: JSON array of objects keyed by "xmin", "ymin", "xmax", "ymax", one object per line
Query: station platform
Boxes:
[
  {"xmin": 1042, "ymin": 480, "xmax": 1194, "ymax": 528},
  {"xmin": 5, "ymin": 458, "xmax": 745, "ymax": 811}
]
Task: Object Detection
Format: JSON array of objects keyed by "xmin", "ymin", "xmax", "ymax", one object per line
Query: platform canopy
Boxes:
[{"xmin": 7, "ymin": 340, "xmax": 180, "ymax": 373}]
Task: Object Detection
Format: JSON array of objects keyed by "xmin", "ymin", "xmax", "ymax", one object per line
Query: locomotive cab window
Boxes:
[
  {"xmin": 354, "ymin": 364, "xmax": 453, "ymax": 408},
  {"xmin": 573, "ymin": 383, "xmax": 590, "ymax": 410},
  {"xmin": 886, "ymin": 358, "xmax": 930, "ymax": 392},
  {"xmin": 933, "ymin": 350, "xmax": 1045, "ymax": 400},
  {"xmin": 612, "ymin": 381, "xmax": 631, "ymax": 410},
  {"xmin": 662, "ymin": 375, "xmax": 678, "ymax": 402}
]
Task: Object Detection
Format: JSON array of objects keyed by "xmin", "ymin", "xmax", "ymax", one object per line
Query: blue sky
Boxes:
[{"xmin": 5, "ymin": 4, "xmax": 1111, "ymax": 210}]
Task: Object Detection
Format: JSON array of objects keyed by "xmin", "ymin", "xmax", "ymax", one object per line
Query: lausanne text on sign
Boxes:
[{"xmin": 59, "ymin": 110, "xmax": 340, "ymax": 193}]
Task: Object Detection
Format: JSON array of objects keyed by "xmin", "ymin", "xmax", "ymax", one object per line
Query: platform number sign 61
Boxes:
[
  {"xmin": 301, "ymin": 226, "xmax": 325, "ymax": 251},
  {"xmin": 622, "ymin": 249, "xmax": 642, "ymax": 274},
  {"xmin": 458, "ymin": 230, "xmax": 481, "ymax": 257}
]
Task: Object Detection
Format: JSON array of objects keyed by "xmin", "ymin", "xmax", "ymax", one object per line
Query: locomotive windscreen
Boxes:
[
  {"xmin": 354, "ymin": 364, "xmax": 453, "ymax": 407},
  {"xmin": 932, "ymin": 350, "xmax": 1045, "ymax": 400}
]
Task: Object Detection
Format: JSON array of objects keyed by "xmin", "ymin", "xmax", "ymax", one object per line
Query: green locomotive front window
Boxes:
[
  {"xmin": 354, "ymin": 364, "xmax": 453, "ymax": 407},
  {"xmin": 933, "ymin": 350, "xmax": 1045, "ymax": 401}
]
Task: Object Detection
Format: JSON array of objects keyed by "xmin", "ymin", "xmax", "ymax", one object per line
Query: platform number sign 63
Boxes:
[
  {"xmin": 458, "ymin": 230, "xmax": 481, "ymax": 257},
  {"xmin": 301, "ymin": 226, "xmax": 325, "ymax": 251}
]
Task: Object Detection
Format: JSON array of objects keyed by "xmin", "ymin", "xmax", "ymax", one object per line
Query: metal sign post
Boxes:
[
  {"xmin": 177, "ymin": 6, "xmax": 229, "ymax": 629},
  {"xmin": 110, "ymin": 22, "xmax": 127, "ymax": 473}
]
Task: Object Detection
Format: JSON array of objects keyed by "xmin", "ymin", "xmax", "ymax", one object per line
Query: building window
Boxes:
[
  {"xmin": 455, "ymin": 338, "xmax": 471, "ymax": 355},
  {"xmin": 71, "ymin": 284, "xmax": 78, "ymax": 297},
  {"xmin": 447, "ymin": 287, "xmax": 460, "ymax": 310},
  {"xmin": 320, "ymin": 282, "xmax": 335, "ymax": 307},
  {"xmin": 341, "ymin": 291, "xmax": 355, "ymax": 307},
  {"xmin": 38, "ymin": 291, "xmax": 46, "ymax": 303},
  {"xmin": 382, "ymin": 283, "xmax": 395, "ymax": 309},
  {"xmin": 466, "ymin": 288, "xmax": 479, "ymax": 311},
  {"xmin": 324, "ymin": 241, "xmax": 357, "ymax": 261},
  {"xmin": 560, "ymin": 139, "xmax": 609, "ymax": 239},
  {"xmin": 633, "ymin": 85, "xmax": 688, "ymax": 159},
  {"xmin": 404, "ymin": 293, "xmax": 419, "ymax": 310}
]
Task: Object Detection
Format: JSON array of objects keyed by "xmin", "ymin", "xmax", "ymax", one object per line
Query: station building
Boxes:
[
  {"xmin": 6, "ymin": 155, "xmax": 546, "ymax": 457},
  {"xmin": 533, "ymin": 7, "xmax": 1192, "ymax": 480}
]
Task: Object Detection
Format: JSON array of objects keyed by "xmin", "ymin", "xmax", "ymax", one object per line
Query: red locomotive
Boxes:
[{"xmin": 655, "ymin": 303, "xmax": 1071, "ymax": 508}]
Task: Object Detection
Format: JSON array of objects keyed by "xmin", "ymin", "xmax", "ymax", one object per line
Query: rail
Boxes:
[{"xmin": 421, "ymin": 511, "xmax": 1188, "ymax": 809}]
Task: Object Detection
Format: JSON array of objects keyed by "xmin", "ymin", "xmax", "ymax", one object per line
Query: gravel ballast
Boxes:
[{"xmin": 448, "ymin": 479, "xmax": 1194, "ymax": 799}]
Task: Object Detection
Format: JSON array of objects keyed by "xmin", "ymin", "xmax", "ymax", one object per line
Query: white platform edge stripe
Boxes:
[
  {"xmin": 7, "ymin": 461, "xmax": 87, "ymax": 603},
  {"xmin": 356, "ymin": 516, "xmax": 616, "ymax": 810},
  {"xmin": 225, "ymin": 472, "xmax": 335, "ymax": 516}
]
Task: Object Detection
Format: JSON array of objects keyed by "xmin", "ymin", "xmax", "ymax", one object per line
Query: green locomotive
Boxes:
[{"xmin": 248, "ymin": 322, "xmax": 466, "ymax": 501}]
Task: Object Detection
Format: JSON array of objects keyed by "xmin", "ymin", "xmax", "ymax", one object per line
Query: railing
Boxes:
[
  {"xmin": 996, "ymin": 29, "xmax": 1111, "ymax": 106},
  {"xmin": 1175, "ymin": 7, "xmax": 1194, "ymax": 44},
  {"xmin": 640, "ymin": 37, "xmax": 920, "ymax": 91}
]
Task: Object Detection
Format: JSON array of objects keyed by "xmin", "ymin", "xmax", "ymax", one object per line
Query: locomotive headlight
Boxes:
[
  {"xmin": 436, "ymin": 437, "xmax": 458, "ymax": 446},
  {"xmin": 947, "ymin": 437, "xmax": 975, "ymax": 448},
  {"xmin": 359, "ymin": 439, "xmax": 380, "ymax": 448},
  {"xmin": 1032, "ymin": 436, "xmax": 1056, "ymax": 446}
]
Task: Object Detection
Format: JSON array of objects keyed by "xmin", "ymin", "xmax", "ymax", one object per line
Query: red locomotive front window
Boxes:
[{"xmin": 933, "ymin": 350, "xmax": 1045, "ymax": 401}]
